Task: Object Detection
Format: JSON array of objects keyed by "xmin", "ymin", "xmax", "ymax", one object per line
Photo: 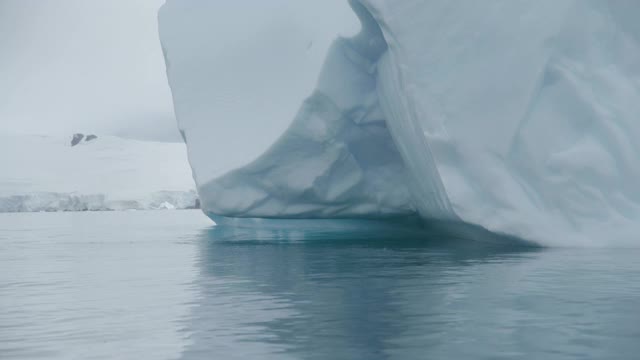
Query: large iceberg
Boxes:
[{"xmin": 159, "ymin": 0, "xmax": 640, "ymax": 246}]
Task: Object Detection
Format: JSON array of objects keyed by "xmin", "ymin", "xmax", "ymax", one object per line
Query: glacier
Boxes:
[
  {"xmin": 0, "ymin": 135, "xmax": 197, "ymax": 212},
  {"xmin": 159, "ymin": 0, "xmax": 640, "ymax": 246}
]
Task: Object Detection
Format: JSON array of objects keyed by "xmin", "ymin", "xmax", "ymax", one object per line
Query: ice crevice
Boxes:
[{"xmin": 195, "ymin": 0, "xmax": 456, "ymax": 221}]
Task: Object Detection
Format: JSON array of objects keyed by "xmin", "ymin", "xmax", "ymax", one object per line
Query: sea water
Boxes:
[{"xmin": 1, "ymin": 211, "xmax": 639, "ymax": 359}]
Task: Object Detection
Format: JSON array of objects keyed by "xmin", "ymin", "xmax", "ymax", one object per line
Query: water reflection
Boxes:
[
  {"xmin": 180, "ymin": 224, "xmax": 540, "ymax": 359},
  {"xmin": 3, "ymin": 212, "xmax": 638, "ymax": 359}
]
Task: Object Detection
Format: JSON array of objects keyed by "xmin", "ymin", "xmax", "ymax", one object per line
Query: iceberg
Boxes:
[{"xmin": 159, "ymin": 0, "xmax": 640, "ymax": 246}]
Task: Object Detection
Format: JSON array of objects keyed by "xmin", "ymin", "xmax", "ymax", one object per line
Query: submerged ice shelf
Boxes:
[{"xmin": 160, "ymin": 0, "xmax": 640, "ymax": 246}]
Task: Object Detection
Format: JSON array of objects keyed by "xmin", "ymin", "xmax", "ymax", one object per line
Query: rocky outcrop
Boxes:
[{"xmin": 70, "ymin": 133, "xmax": 84, "ymax": 146}]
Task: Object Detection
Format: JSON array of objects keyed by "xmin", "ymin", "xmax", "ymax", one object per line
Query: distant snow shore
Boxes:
[
  {"xmin": 0, "ymin": 135, "xmax": 198, "ymax": 213},
  {"xmin": 0, "ymin": 190, "xmax": 198, "ymax": 213}
]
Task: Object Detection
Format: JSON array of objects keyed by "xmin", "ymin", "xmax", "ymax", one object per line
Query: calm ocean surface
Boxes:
[{"xmin": 1, "ymin": 210, "xmax": 639, "ymax": 359}]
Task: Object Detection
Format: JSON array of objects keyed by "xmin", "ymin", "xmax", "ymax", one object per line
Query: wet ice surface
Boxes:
[{"xmin": 1, "ymin": 210, "xmax": 640, "ymax": 359}]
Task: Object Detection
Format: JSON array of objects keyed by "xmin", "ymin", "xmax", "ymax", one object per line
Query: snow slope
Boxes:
[
  {"xmin": 0, "ymin": 135, "xmax": 196, "ymax": 212},
  {"xmin": 160, "ymin": 1, "xmax": 640, "ymax": 246}
]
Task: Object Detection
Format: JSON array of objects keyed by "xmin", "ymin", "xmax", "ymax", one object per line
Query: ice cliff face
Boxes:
[{"xmin": 159, "ymin": 0, "xmax": 640, "ymax": 246}]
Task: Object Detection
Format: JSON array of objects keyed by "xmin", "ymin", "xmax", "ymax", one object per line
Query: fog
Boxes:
[{"xmin": 0, "ymin": 0, "xmax": 180, "ymax": 141}]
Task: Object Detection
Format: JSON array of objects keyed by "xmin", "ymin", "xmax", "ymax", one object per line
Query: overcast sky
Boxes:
[{"xmin": 0, "ymin": 0, "xmax": 180, "ymax": 141}]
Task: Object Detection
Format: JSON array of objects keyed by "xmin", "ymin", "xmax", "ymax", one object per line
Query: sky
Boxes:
[{"xmin": 0, "ymin": 0, "xmax": 180, "ymax": 141}]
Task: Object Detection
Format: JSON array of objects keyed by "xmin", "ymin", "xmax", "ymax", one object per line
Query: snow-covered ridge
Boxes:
[
  {"xmin": 160, "ymin": 1, "xmax": 640, "ymax": 246},
  {"xmin": 0, "ymin": 135, "xmax": 197, "ymax": 212}
]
